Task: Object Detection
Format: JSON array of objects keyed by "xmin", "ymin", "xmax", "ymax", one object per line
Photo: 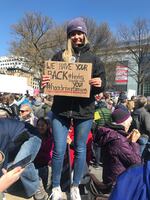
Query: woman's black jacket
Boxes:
[{"xmin": 51, "ymin": 43, "xmax": 106, "ymax": 120}]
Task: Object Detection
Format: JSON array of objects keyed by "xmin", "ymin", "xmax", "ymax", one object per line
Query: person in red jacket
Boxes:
[{"xmin": 67, "ymin": 125, "xmax": 93, "ymax": 168}]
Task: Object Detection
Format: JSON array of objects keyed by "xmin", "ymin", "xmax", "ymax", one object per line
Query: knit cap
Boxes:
[
  {"xmin": 112, "ymin": 109, "xmax": 131, "ymax": 124},
  {"xmin": 118, "ymin": 92, "xmax": 127, "ymax": 100},
  {"xmin": 67, "ymin": 17, "xmax": 87, "ymax": 36}
]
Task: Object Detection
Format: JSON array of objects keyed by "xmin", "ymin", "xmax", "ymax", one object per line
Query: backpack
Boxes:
[{"xmin": 85, "ymin": 173, "xmax": 110, "ymax": 199}]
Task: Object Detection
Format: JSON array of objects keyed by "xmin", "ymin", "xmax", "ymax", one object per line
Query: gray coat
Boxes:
[{"xmin": 132, "ymin": 107, "xmax": 150, "ymax": 137}]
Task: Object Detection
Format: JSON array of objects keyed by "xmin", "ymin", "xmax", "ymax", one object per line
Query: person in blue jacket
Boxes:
[
  {"xmin": 0, "ymin": 151, "xmax": 24, "ymax": 200},
  {"xmin": 0, "ymin": 117, "xmax": 48, "ymax": 200},
  {"xmin": 109, "ymin": 161, "xmax": 150, "ymax": 200}
]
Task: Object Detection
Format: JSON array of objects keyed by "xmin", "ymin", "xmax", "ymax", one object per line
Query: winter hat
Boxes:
[
  {"xmin": 67, "ymin": 17, "xmax": 87, "ymax": 36},
  {"xmin": 118, "ymin": 92, "xmax": 127, "ymax": 100},
  {"xmin": 112, "ymin": 109, "xmax": 131, "ymax": 124}
]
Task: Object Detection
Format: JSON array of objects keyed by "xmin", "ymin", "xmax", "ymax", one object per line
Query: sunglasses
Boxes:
[{"xmin": 20, "ymin": 110, "xmax": 29, "ymax": 113}]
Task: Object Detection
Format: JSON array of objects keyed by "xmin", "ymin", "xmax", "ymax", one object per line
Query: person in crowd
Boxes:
[
  {"xmin": 0, "ymin": 116, "xmax": 48, "ymax": 200},
  {"xmin": 43, "ymin": 95, "xmax": 54, "ymax": 117},
  {"xmin": 42, "ymin": 95, "xmax": 54, "ymax": 124},
  {"xmin": 103, "ymin": 92, "xmax": 111, "ymax": 104},
  {"xmin": 94, "ymin": 93, "xmax": 104, "ymax": 109},
  {"xmin": 34, "ymin": 117, "xmax": 53, "ymax": 168},
  {"xmin": 34, "ymin": 117, "xmax": 54, "ymax": 190},
  {"xmin": 145, "ymin": 96, "xmax": 150, "ymax": 113},
  {"xmin": 91, "ymin": 94, "xmax": 112, "ymax": 169},
  {"xmin": 67, "ymin": 124, "xmax": 93, "ymax": 169},
  {"xmin": 94, "ymin": 99, "xmax": 112, "ymax": 128},
  {"xmin": 1, "ymin": 93, "xmax": 20, "ymax": 118},
  {"xmin": 66, "ymin": 124, "xmax": 93, "ymax": 195},
  {"xmin": 15, "ymin": 92, "xmax": 31, "ymax": 108},
  {"xmin": 109, "ymin": 161, "xmax": 150, "ymax": 200},
  {"xmin": 32, "ymin": 97, "xmax": 45, "ymax": 119},
  {"xmin": 130, "ymin": 95, "xmax": 150, "ymax": 160},
  {"xmin": 0, "ymin": 151, "xmax": 24, "ymax": 199},
  {"xmin": 94, "ymin": 108, "xmax": 141, "ymax": 194},
  {"xmin": 106, "ymin": 99, "xmax": 115, "ymax": 112},
  {"xmin": 0, "ymin": 103, "xmax": 14, "ymax": 118},
  {"xmin": 127, "ymin": 95, "xmax": 136, "ymax": 113},
  {"xmin": 19, "ymin": 103, "xmax": 38, "ymax": 126},
  {"xmin": 42, "ymin": 17, "xmax": 106, "ymax": 200},
  {"xmin": 115, "ymin": 92, "xmax": 129, "ymax": 112},
  {"xmin": 127, "ymin": 100, "xmax": 135, "ymax": 113}
]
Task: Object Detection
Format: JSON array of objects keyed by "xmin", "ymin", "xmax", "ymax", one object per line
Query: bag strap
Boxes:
[{"xmin": 89, "ymin": 178, "xmax": 103, "ymax": 197}]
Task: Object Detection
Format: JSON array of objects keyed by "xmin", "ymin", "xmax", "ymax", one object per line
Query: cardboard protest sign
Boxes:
[{"xmin": 44, "ymin": 61, "xmax": 92, "ymax": 98}]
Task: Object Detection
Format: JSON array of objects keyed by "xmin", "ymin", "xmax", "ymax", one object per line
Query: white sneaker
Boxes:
[
  {"xmin": 49, "ymin": 186, "xmax": 62, "ymax": 200},
  {"xmin": 2, "ymin": 193, "xmax": 6, "ymax": 200},
  {"xmin": 70, "ymin": 186, "xmax": 81, "ymax": 200},
  {"xmin": 33, "ymin": 179, "xmax": 48, "ymax": 200}
]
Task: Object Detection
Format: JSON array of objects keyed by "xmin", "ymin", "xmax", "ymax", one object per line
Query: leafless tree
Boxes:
[
  {"xmin": 84, "ymin": 17, "xmax": 117, "ymax": 89},
  {"xmin": 85, "ymin": 17, "xmax": 116, "ymax": 53},
  {"xmin": 10, "ymin": 14, "xmax": 117, "ymax": 90},
  {"xmin": 117, "ymin": 18, "xmax": 150, "ymax": 95},
  {"xmin": 10, "ymin": 12, "xmax": 66, "ymax": 77}
]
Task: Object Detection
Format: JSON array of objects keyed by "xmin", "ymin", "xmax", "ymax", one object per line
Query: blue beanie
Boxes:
[{"xmin": 67, "ymin": 17, "xmax": 87, "ymax": 36}]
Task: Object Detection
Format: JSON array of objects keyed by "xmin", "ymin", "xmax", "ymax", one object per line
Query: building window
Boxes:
[{"xmin": 144, "ymin": 82, "xmax": 150, "ymax": 96}]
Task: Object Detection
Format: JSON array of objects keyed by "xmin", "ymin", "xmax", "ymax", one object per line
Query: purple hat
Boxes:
[
  {"xmin": 67, "ymin": 17, "xmax": 87, "ymax": 36},
  {"xmin": 112, "ymin": 109, "xmax": 131, "ymax": 124}
]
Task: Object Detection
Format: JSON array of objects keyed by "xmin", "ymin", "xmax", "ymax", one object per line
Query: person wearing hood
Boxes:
[
  {"xmin": 42, "ymin": 17, "xmax": 106, "ymax": 200},
  {"xmin": 94, "ymin": 108, "xmax": 141, "ymax": 194},
  {"xmin": 109, "ymin": 161, "xmax": 150, "ymax": 200},
  {"xmin": 0, "ymin": 151, "xmax": 24, "ymax": 200}
]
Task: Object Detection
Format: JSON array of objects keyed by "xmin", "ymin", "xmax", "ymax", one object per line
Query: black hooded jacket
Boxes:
[{"xmin": 51, "ymin": 43, "xmax": 106, "ymax": 119}]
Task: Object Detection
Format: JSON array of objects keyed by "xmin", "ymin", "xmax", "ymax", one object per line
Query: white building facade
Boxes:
[{"xmin": 0, "ymin": 55, "xmax": 40, "ymax": 92}]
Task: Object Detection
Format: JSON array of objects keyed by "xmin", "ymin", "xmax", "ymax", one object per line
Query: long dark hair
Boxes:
[{"xmin": 36, "ymin": 117, "xmax": 51, "ymax": 137}]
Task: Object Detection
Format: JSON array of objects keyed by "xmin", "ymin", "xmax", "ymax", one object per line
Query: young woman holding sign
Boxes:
[{"xmin": 42, "ymin": 17, "xmax": 106, "ymax": 200}]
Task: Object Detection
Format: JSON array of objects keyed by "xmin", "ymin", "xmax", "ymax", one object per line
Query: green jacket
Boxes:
[{"xmin": 94, "ymin": 107, "xmax": 112, "ymax": 127}]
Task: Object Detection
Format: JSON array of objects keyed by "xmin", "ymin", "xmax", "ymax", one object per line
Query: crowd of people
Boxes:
[
  {"xmin": 0, "ymin": 16, "xmax": 150, "ymax": 200},
  {"xmin": 0, "ymin": 90, "xmax": 150, "ymax": 200}
]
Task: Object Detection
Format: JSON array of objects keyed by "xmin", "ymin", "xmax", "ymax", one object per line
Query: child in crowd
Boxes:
[{"xmin": 34, "ymin": 117, "xmax": 54, "ymax": 190}]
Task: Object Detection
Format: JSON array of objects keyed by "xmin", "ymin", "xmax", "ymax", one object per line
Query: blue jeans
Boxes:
[
  {"xmin": 92, "ymin": 142, "xmax": 101, "ymax": 164},
  {"xmin": 52, "ymin": 114, "xmax": 93, "ymax": 187},
  {"xmin": 9, "ymin": 136, "xmax": 41, "ymax": 197},
  {"xmin": 138, "ymin": 135, "xmax": 149, "ymax": 156}
]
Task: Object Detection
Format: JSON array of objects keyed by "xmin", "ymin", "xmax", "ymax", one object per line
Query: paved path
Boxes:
[{"xmin": 5, "ymin": 165, "xmax": 102, "ymax": 200}]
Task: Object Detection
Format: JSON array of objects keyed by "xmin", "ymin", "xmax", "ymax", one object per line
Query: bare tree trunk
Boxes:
[
  {"xmin": 141, "ymin": 83, "xmax": 144, "ymax": 95},
  {"xmin": 137, "ymin": 83, "xmax": 140, "ymax": 95}
]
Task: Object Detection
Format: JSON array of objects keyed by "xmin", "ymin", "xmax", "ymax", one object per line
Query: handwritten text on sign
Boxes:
[{"xmin": 44, "ymin": 61, "xmax": 92, "ymax": 97}]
